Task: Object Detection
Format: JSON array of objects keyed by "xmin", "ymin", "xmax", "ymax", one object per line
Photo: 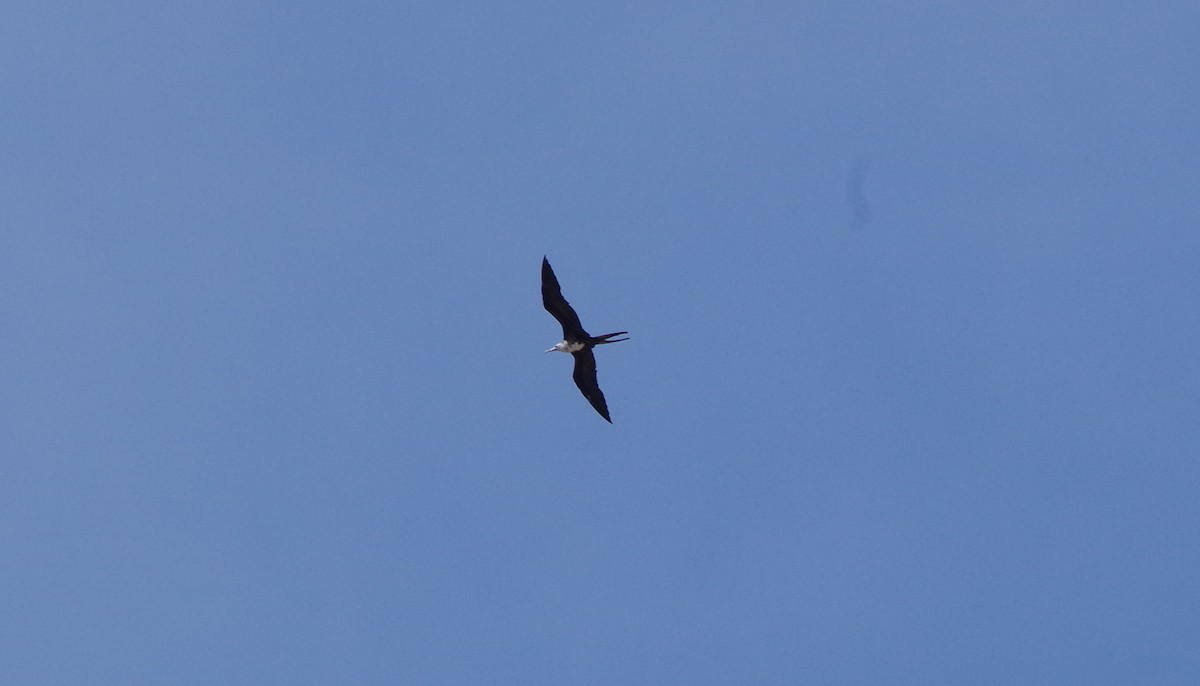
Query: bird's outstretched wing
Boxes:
[
  {"xmin": 542, "ymin": 257, "xmax": 588, "ymax": 340},
  {"xmin": 571, "ymin": 348, "xmax": 611, "ymax": 423}
]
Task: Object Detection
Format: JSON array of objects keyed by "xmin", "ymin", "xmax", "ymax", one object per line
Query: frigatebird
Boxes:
[{"xmin": 542, "ymin": 256, "xmax": 628, "ymax": 423}]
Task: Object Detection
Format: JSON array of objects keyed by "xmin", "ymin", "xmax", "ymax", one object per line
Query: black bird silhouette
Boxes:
[{"xmin": 541, "ymin": 256, "xmax": 628, "ymax": 423}]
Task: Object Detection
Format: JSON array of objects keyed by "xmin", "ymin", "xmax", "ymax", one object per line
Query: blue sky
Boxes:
[{"xmin": 2, "ymin": 2, "xmax": 1198, "ymax": 684}]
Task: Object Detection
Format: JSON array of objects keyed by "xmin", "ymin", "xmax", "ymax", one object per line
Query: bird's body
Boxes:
[
  {"xmin": 541, "ymin": 256, "xmax": 628, "ymax": 423},
  {"xmin": 547, "ymin": 340, "xmax": 587, "ymax": 354}
]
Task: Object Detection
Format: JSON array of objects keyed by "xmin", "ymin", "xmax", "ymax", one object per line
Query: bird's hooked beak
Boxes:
[{"xmin": 544, "ymin": 347, "xmax": 556, "ymax": 353}]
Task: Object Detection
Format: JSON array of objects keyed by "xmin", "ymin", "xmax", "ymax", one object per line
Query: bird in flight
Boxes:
[{"xmin": 542, "ymin": 256, "xmax": 629, "ymax": 423}]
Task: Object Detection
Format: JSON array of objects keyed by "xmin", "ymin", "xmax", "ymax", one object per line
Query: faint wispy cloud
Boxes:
[{"xmin": 846, "ymin": 154, "xmax": 873, "ymax": 229}]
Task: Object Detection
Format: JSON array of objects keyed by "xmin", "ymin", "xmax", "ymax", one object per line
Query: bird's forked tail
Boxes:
[{"xmin": 591, "ymin": 331, "xmax": 630, "ymax": 345}]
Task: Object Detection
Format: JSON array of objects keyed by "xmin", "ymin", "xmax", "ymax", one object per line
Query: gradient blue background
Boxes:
[{"xmin": 3, "ymin": 2, "xmax": 1198, "ymax": 683}]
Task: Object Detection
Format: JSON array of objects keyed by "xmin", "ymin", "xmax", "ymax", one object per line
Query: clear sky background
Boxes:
[{"xmin": 2, "ymin": 2, "xmax": 1198, "ymax": 684}]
